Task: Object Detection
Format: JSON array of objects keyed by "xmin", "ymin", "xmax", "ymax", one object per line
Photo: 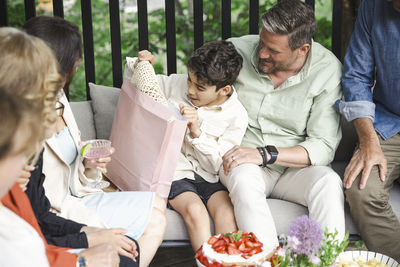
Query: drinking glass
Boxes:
[{"xmin": 81, "ymin": 139, "xmax": 112, "ymax": 189}]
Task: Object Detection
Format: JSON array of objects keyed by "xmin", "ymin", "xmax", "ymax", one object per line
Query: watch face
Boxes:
[{"xmin": 267, "ymin": 145, "xmax": 278, "ymax": 154}]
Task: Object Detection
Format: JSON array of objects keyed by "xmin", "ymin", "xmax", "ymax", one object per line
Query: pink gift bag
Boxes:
[{"xmin": 107, "ymin": 78, "xmax": 187, "ymax": 198}]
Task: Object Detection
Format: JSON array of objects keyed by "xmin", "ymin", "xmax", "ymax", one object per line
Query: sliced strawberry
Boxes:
[
  {"xmin": 221, "ymin": 235, "xmax": 229, "ymax": 243},
  {"xmin": 227, "ymin": 243, "xmax": 236, "ymax": 248},
  {"xmin": 235, "ymin": 239, "xmax": 243, "ymax": 248},
  {"xmin": 241, "ymin": 254, "xmax": 251, "ymax": 259},
  {"xmin": 195, "ymin": 245, "xmax": 203, "ymax": 258},
  {"xmin": 238, "ymin": 243, "xmax": 246, "ymax": 251},
  {"xmin": 231, "ymin": 247, "xmax": 241, "ymax": 255},
  {"xmin": 250, "ymin": 232, "xmax": 259, "ymax": 242},
  {"xmin": 245, "ymin": 240, "xmax": 254, "ymax": 248},
  {"xmin": 250, "ymin": 247, "xmax": 262, "ymax": 255},
  {"xmin": 253, "ymin": 241, "xmax": 263, "ymax": 247},
  {"xmin": 212, "ymin": 240, "xmax": 225, "ymax": 249},
  {"xmin": 214, "ymin": 245, "xmax": 227, "ymax": 253},
  {"xmin": 207, "ymin": 236, "xmax": 218, "ymax": 245},
  {"xmin": 227, "ymin": 246, "xmax": 235, "ymax": 255},
  {"xmin": 242, "ymin": 247, "xmax": 251, "ymax": 253}
]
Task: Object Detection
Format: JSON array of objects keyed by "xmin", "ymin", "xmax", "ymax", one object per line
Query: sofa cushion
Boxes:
[
  {"xmin": 334, "ymin": 117, "xmax": 358, "ymax": 162},
  {"xmin": 163, "ymin": 199, "xmax": 308, "ymax": 242},
  {"xmin": 69, "ymin": 101, "xmax": 96, "ymax": 141},
  {"xmin": 89, "ymin": 82, "xmax": 120, "ymax": 139}
]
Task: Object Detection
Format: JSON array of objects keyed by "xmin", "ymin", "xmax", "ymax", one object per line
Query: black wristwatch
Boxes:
[{"xmin": 266, "ymin": 145, "xmax": 278, "ymax": 164}]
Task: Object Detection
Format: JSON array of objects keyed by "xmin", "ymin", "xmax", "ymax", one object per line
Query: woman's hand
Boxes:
[
  {"xmin": 84, "ymin": 147, "xmax": 115, "ymax": 174},
  {"xmin": 84, "ymin": 228, "xmax": 138, "ymax": 261},
  {"xmin": 80, "ymin": 226, "xmax": 102, "ymax": 234},
  {"xmin": 17, "ymin": 164, "xmax": 35, "ymax": 191}
]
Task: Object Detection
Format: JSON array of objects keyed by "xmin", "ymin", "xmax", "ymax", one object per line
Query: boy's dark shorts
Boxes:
[{"xmin": 167, "ymin": 173, "xmax": 228, "ymax": 209}]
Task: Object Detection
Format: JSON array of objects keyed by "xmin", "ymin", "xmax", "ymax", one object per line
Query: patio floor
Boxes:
[{"xmin": 149, "ymin": 246, "xmax": 197, "ymax": 267}]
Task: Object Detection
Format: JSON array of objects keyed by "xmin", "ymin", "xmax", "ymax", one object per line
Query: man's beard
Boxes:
[
  {"xmin": 258, "ymin": 59, "xmax": 284, "ymax": 74},
  {"xmin": 258, "ymin": 56, "xmax": 298, "ymax": 75}
]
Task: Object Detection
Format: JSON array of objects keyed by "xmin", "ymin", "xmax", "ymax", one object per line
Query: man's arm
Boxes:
[
  {"xmin": 343, "ymin": 118, "xmax": 386, "ymax": 189},
  {"xmin": 337, "ymin": 0, "xmax": 387, "ymax": 188},
  {"xmin": 222, "ymin": 145, "xmax": 310, "ymax": 175}
]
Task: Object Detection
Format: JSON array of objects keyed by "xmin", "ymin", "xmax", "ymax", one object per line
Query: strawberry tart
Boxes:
[{"xmin": 195, "ymin": 231, "xmax": 277, "ymax": 267}]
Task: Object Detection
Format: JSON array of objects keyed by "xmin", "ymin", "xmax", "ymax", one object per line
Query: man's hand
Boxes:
[
  {"xmin": 138, "ymin": 50, "xmax": 155, "ymax": 65},
  {"xmin": 84, "ymin": 147, "xmax": 115, "ymax": 174},
  {"xmin": 84, "ymin": 228, "xmax": 138, "ymax": 261},
  {"xmin": 179, "ymin": 104, "xmax": 201, "ymax": 138},
  {"xmin": 79, "ymin": 243, "xmax": 120, "ymax": 267},
  {"xmin": 222, "ymin": 145, "xmax": 263, "ymax": 175},
  {"xmin": 17, "ymin": 164, "xmax": 34, "ymax": 191},
  {"xmin": 344, "ymin": 118, "xmax": 387, "ymax": 190},
  {"xmin": 343, "ymin": 143, "xmax": 387, "ymax": 190}
]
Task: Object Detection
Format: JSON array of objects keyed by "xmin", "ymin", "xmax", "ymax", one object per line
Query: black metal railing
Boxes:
[{"xmin": 0, "ymin": 0, "xmax": 342, "ymax": 100}]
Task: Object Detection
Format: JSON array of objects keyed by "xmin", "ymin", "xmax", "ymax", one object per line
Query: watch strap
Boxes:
[
  {"xmin": 256, "ymin": 147, "xmax": 267, "ymax": 167},
  {"xmin": 266, "ymin": 145, "xmax": 278, "ymax": 164}
]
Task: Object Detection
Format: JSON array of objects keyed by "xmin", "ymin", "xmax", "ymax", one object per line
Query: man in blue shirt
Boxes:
[{"xmin": 336, "ymin": 0, "xmax": 400, "ymax": 260}]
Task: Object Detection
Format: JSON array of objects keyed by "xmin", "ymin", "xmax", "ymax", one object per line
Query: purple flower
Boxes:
[
  {"xmin": 310, "ymin": 255, "xmax": 321, "ymax": 265},
  {"xmin": 287, "ymin": 236, "xmax": 300, "ymax": 250},
  {"xmin": 288, "ymin": 216, "xmax": 323, "ymax": 256}
]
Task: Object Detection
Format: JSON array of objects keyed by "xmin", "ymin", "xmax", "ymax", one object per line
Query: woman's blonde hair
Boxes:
[{"xmin": 0, "ymin": 27, "xmax": 63, "ymax": 159}]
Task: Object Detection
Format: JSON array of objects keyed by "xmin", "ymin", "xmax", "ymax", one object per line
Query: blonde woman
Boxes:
[
  {"xmin": 24, "ymin": 16, "xmax": 167, "ymax": 267},
  {"xmin": 0, "ymin": 27, "xmax": 119, "ymax": 267}
]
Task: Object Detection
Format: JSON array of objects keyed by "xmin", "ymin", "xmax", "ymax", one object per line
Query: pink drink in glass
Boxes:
[{"xmin": 81, "ymin": 139, "xmax": 111, "ymax": 189}]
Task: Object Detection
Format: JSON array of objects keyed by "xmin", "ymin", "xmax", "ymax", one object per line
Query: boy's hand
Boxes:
[
  {"xmin": 138, "ymin": 50, "xmax": 155, "ymax": 65},
  {"xmin": 179, "ymin": 104, "xmax": 201, "ymax": 138}
]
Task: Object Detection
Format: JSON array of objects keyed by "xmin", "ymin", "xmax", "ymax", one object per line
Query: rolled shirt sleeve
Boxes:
[
  {"xmin": 337, "ymin": 0, "xmax": 376, "ymax": 122},
  {"xmin": 299, "ymin": 83, "xmax": 343, "ymax": 166}
]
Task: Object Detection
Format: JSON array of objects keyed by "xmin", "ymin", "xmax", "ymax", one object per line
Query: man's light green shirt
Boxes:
[{"xmin": 229, "ymin": 35, "xmax": 343, "ymax": 173}]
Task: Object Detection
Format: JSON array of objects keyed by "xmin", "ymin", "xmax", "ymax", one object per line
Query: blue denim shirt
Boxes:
[{"xmin": 336, "ymin": 0, "xmax": 400, "ymax": 140}]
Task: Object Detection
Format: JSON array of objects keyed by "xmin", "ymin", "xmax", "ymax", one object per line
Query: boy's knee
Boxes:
[
  {"xmin": 183, "ymin": 202, "xmax": 209, "ymax": 225},
  {"xmin": 215, "ymin": 207, "xmax": 235, "ymax": 221}
]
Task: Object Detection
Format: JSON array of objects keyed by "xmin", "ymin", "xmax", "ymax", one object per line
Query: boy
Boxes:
[{"xmin": 130, "ymin": 41, "xmax": 248, "ymax": 251}]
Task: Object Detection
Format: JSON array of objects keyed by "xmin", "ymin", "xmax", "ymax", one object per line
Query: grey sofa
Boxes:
[{"xmin": 70, "ymin": 83, "xmax": 400, "ymax": 246}]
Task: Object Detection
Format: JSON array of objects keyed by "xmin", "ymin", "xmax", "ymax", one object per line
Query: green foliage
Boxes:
[
  {"xmin": 6, "ymin": 0, "xmax": 333, "ymax": 101},
  {"xmin": 315, "ymin": 17, "xmax": 332, "ymax": 50},
  {"xmin": 6, "ymin": 0, "xmax": 25, "ymax": 28},
  {"xmin": 355, "ymin": 240, "xmax": 364, "ymax": 248},
  {"xmin": 276, "ymin": 229, "xmax": 348, "ymax": 267},
  {"xmin": 318, "ymin": 229, "xmax": 349, "ymax": 266},
  {"xmin": 224, "ymin": 230, "xmax": 243, "ymax": 242}
]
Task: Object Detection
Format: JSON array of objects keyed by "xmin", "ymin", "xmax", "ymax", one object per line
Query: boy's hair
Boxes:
[
  {"xmin": 0, "ymin": 27, "xmax": 62, "ymax": 158},
  {"xmin": 261, "ymin": 0, "xmax": 316, "ymax": 50},
  {"xmin": 23, "ymin": 16, "xmax": 82, "ymax": 85},
  {"xmin": 187, "ymin": 41, "xmax": 243, "ymax": 90}
]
